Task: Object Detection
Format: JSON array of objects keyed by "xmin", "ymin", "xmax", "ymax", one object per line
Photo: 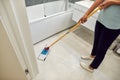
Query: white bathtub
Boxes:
[{"xmin": 26, "ymin": 1, "xmax": 75, "ymax": 44}]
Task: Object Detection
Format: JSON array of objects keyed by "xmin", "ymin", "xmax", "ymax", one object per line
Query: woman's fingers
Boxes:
[
  {"xmin": 78, "ymin": 15, "xmax": 88, "ymax": 24},
  {"xmin": 81, "ymin": 18, "xmax": 87, "ymax": 24},
  {"xmin": 99, "ymin": 1, "xmax": 108, "ymax": 9}
]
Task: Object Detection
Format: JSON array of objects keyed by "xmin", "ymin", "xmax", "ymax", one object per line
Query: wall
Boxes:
[
  {"xmin": 0, "ymin": 20, "xmax": 27, "ymax": 80},
  {"xmin": 69, "ymin": 0, "xmax": 82, "ymax": 3},
  {"xmin": 25, "ymin": 0, "xmax": 59, "ymax": 6},
  {"xmin": 25, "ymin": 0, "xmax": 81, "ymax": 6}
]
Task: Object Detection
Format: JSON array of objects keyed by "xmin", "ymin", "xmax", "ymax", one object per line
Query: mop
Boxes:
[{"xmin": 38, "ymin": 6, "xmax": 101, "ymax": 61}]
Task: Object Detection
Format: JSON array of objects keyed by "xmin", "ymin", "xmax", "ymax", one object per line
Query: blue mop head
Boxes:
[{"xmin": 38, "ymin": 47, "xmax": 49, "ymax": 61}]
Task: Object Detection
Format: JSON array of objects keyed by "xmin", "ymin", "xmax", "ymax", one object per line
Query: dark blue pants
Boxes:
[{"xmin": 90, "ymin": 21, "xmax": 120, "ymax": 69}]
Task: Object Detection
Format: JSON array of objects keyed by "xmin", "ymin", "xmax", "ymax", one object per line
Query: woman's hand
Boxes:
[
  {"xmin": 78, "ymin": 14, "xmax": 88, "ymax": 24},
  {"xmin": 99, "ymin": 0, "xmax": 115, "ymax": 9}
]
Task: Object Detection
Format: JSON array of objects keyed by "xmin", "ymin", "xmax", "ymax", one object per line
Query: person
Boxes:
[{"xmin": 79, "ymin": 0, "xmax": 120, "ymax": 72}]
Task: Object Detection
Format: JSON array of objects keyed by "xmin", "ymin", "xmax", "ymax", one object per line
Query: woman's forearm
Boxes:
[{"xmin": 84, "ymin": 0, "xmax": 104, "ymax": 16}]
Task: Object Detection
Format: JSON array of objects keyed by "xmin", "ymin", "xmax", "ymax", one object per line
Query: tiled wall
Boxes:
[
  {"xmin": 25, "ymin": 0, "xmax": 43, "ymax": 6},
  {"xmin": 25, "ymin": 0, "xmax": 81, "ymax": 6},
  {"xmin": 69, "ymin": 0, "xmax": 81, "ymax": 3}
]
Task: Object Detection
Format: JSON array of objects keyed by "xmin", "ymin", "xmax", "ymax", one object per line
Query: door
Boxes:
[
  {"xmin": 0, "ymin": 18, "xmax": 28, "ymax": 80},
  {"xmin": 0, "ymin": 0, "xmax": 38, "ymax": 79}
]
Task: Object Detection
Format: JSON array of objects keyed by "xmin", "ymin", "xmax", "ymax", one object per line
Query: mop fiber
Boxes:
[{"xmin": 38, "ymin": 47, "xmax": 49, "ymax": 61}]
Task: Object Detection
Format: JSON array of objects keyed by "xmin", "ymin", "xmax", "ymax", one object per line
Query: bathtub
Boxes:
[{"xmin": 26, "ymin": 1, "xmax": 75, "ymax": 44}]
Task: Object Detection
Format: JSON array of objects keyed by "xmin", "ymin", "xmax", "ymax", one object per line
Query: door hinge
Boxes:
[
  {"xmin": 25, "ymin": 69, "xmax": 31, "ymax": 80},
  {"xmin": 25, "ymin": 69, "xmax": 29, "ymax": 75}
]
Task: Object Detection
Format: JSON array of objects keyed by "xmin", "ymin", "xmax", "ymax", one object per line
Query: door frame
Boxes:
[{"xmin": 0, "ymin": 0, "xmax": 38, "ymax": 79}]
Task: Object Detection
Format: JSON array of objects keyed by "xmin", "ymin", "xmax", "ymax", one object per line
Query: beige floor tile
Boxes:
[{"xmin": 33, "ymin": 27, "xmax": 120, "ymax": 80}]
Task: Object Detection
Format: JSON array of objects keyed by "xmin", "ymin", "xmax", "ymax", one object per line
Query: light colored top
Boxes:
[{"xmin": 97, "ymin": 5, "xmax": 120, "ymax": 30}]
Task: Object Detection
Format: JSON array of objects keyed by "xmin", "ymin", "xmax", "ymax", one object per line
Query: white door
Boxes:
[
  {"xmin": 0, "ymin": 0, "xmax": 39, "ymax": 79},
  {"xmin": 0, "ymin": 18, "xmax": 28, "ymax": 80}
]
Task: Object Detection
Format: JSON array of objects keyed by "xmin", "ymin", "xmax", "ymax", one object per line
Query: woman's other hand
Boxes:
[{"xmin": 99, "ymin": 0, "xmax": 116, "ymax": 9}]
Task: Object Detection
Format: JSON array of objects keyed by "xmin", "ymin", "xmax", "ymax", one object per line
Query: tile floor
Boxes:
[{"xmin": 33, "ymin": 26, "xmax": 120, "ymax": 80}]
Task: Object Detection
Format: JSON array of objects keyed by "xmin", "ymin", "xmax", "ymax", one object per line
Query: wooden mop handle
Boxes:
[
  {"xmin": 87, "ymin": 6, "xmax": 101, "ymax": 18},
  {"xmin": 68, "ymin": 6, "xmax": 101, "ymax": 32},
  {"xmin": 48, "ymin": 7, "xmax": 101, "ymax": 48}
]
